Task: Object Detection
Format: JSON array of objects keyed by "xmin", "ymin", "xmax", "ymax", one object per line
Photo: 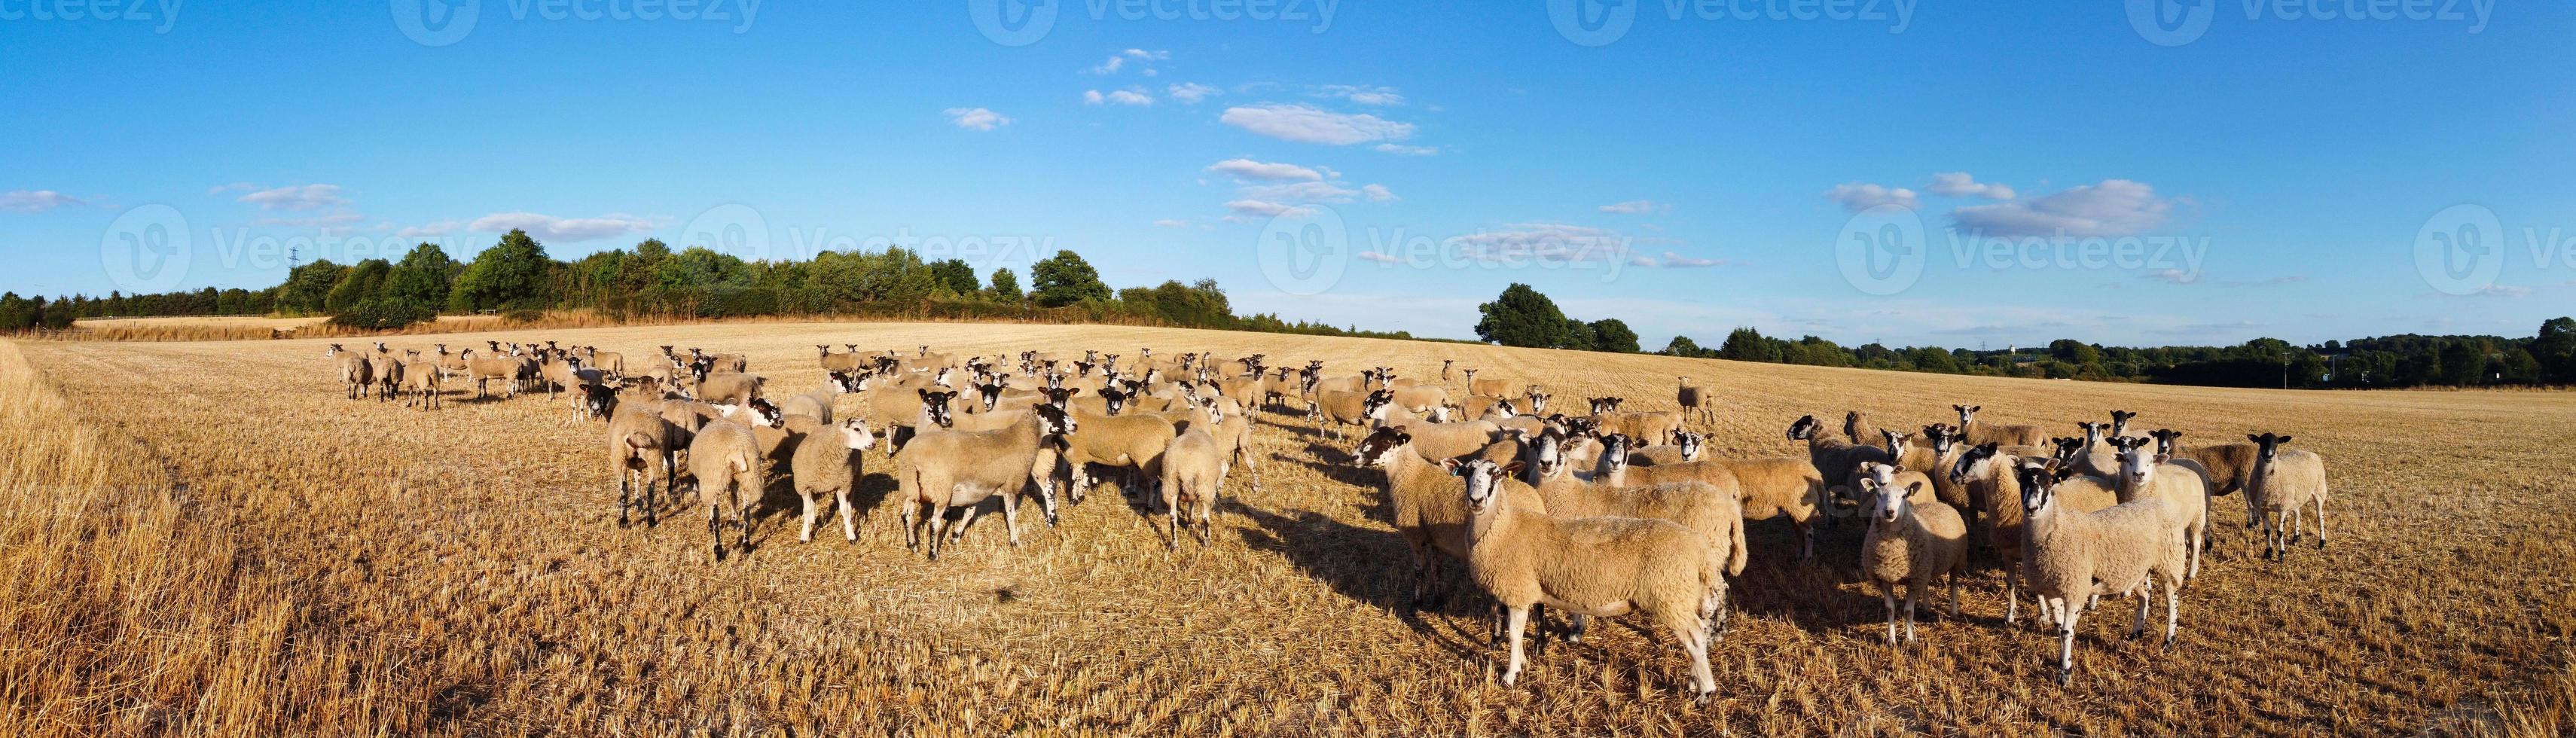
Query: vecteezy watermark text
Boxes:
[
  {"xmin": 0, "ymin": 0, "xmax": 183, "ymax": 32},
  {"xmin": 1549, "ymin": 0, "xmax": 1915, "ymax": 47},
  {"xmin": 968, "ymin": 0, "xmax": 1336, "ymax": 46},
  {"xmin": 393, "ymin": 0, "xmax": 758, "ymax": 47},
  {"xmin": 2126, "ymin": 0, "xmax": 2491, "ymax": 47}
]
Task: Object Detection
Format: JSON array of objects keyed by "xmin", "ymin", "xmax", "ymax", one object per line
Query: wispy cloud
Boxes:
[
  {"xmin": 1924, "ymin": 172, "xmax": 2014, "ymax": 200},
  {"xmin": 0, "ymin": 190, "xmax": 87, "ymax": 213},
  {"xmin": 469, "ymin": 212, "xmax": 661, "ymax": 242},
  {"xmin": 1151, "ymin": 218, "xmax": 1191, "ymax": 228},
  {"xmin": 1949, "ymin": 178, "xmax": 2172, "ymax": 237},
  {"xmin": 1221, "ymin": 103, "xmax": 1415, "ymax": 146},
  {"xmin": 1313, "ymin": 84, "xmax": 1403, "ymax": 105},
  {"xmin": 1598, "ymin": 200, "xmax": 1669, "ymax": 214},
  {"xmin": 1656, "ymin": 252, "xmax": 1726, "ymax": 267},
  {"xmin": 1206, "ymin": 158, "xmax": 1326, "ymax": 182},
  {"xmin": 1372, "ymin": 143, "xmax": 1438, "ymax": 156},
  {"xmin": 1361, "ymin": 184, "xmax": 1396, "ymax": 203},
  {"xmin": 1088, "ymin": 48, "xmax": 1167, "ymax": 75},
  {"xmin": 1222, "ymin": 200, "xmax": 1314, "ymax": 221},
  {"xmin": 237, "ymin": 183, "xmax": 350, "ymax": 212},
  {"xmin": 1085, "ymin": 88, "xmax": 1153, "ymax": 106},
  {"xmin": 1167, "ymin": 82, "xmax": 1221, "ymax": 104},
  {"xmin": 395, "ymin": 220, "xmax": 462, "ymax": 238},
  {"xmin": 1824, "ymin": 182, "xmax": 1918, "ymax": 212},
  {"xmin": 2220, "ymin": 275, "xmax": 2307, "ymax": 288},
  {"xmin": 944, "ymin": 107, "xmax": 1012, "ymax": 130}
]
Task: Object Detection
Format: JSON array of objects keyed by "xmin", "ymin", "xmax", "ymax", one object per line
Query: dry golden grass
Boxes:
[{"xmin": 8, "ymin": 320, "xmax": 2574, "ymax": 736}]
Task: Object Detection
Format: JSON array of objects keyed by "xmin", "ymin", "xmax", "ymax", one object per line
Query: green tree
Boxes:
[
  {"xmin": 1717, "ymin": 327, "xmax": 1779, "ymax": 362},
  {"xmin": 1588, "ymin": 319, "xmax": 1640, "ymax": 352},
  {"xmin": 381, "ymin": 242, "xmax": 458, "ymax": 310},
  {"xmin": 1662, "ymin": 335, "xmax": 1704, "ymax": 357},
  {"xmin": 988, "ymin": 267, "xmax": 1022, "ymax": 300},
  {"xmin": 2535, "ymin": 316, "xmax": 2576, "ymax": 383},
  {"xmin": 929, "ymin": 258, "xmax": 980, "ymax": 296},
  {"xmin": 449, "ymin": 230, "xmax": 555, "ymax": 313},
  {"xmin": 1560, "ymin": 319, "xmax": 1597, "ymax": 352},
  {"xmin": 276, "ymin": 259, "xmax": 348, "ymax": 315},
  {"xmin": 1030, "ymin": 250, "xmax": 1112, "ymax": 306},
  {"xmin": 1472, "ymin": 283, "xmax": 1570, "ymax": 348},
  {"xmin": 324, "ymin": 259, "xmax": 392, "ymax": 313}
]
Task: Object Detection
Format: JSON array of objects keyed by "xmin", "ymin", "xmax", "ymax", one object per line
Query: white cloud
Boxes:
[
  {"xmin": 1362, "ymin": 184, "xmax": 1396, "ymax": 203},
  {"xmin": 944, "ymin": 107, "xmax": 1012, "ymax": 131},
  {"xmin": 1087, "ymin": 89, "xmax": 1152, "ymax": 106},
  {"xmin": 237, "ymin": 183, "xmax": 350, "ymax": 212},
  {"xmin": 1949, "ymin": 179, "xmax": 2172, "ymax": 237},
  {"xmin": 1824, "ymin": 182, "xmax": 1918, "ymax": 212},
  {"xmin": 1152, "ymin": 219, "xmax": 1191, "ymax": 228},
  {"xmin": 1598, "ymin": 200, "xmax": 1668, "ymax": 214},
  {"xmin": 1222, "ymin": 200, "xmax": 1314, "ymax": 219},
  {"xmin": 1239, "ymin": 181, "xmax": 1360, "ymax": 203},
  {"xmin": 0, "ymin": 190, "xmax": 86, "ymax": 213},
  {"xmin": 1925, "ymin": 172, "xmax": 2015, "ymax": 200},
  {"xmin": 395, "ymin": 220, "xmax": 462, "ymax": 238},
  {"xmin": 1448, "ymin": 223, "xmax": 1632, "ymax": 264},
  {"xmin": 207, "ymin": 182, "xmax": 256, "ymax": 194},
  {"xmin": 1372, "ymin": 143, "xmax": 1438, "ymax": 156},
  {"xmin": 469, "ymin": 212, "xmax": 661, "ymax": 242},
  {"xmin": 1629, "ymin": 255, "xmax": 1662, "ymax": 267},
  {"xmin": 1168, "ymin": 83, "xmax": 1221, "ymax": 104},
  {"xmin": 1207, "ymin": 158, "xmax": 1326, "ymax": 181},
  {"xmin": 1314, "ymin": 84, "xmax": 1404, "ymax": 105},
  {"xmin": 1221, "ymin": 103, "xmax": 1415, "ymax": 146},
  {"xmin": 1089, "ymin": 48, "xmax": 1167, "ymax": 75},
  {"xmin": 1355, "ymin": 251, "xmax": 1404, "ymax": 264},
  {"xmin": 2144, "ymin": 268, "xmax": 2199, "ymax": 285},
  {"xmin": 1657, "ymin": 252, "xmax": 1724, "ymax": 267},
  {"xmin": 1083, "ymin": 90, "xmax": 1104, "ymax": 105},
  {"xmin": 2466, "ymin": 285, "xmax": 2531, "ymax": 298}
]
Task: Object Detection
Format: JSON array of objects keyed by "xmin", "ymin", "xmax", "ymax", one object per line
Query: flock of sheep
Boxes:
[{"xmin": 325, "ymin": 340, "xmax": 2334, "ymax": 696}]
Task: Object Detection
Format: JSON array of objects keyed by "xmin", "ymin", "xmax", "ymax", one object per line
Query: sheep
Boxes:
[
  {"xmin": 2154, "ymin": 429, "xmax": 2264, "ymax": 527},
  {"xmin": 1440, "ymin": 358, "xmax": 1455, "ymax": 383},
  {"xmin": 1855, "ymin": 477, "xmax": 1967, "ymax": 645},
  {"xmin": 1202, "ymin": 395, "xmax": 1258, "ymax": 493},
  {"xmin": 1509, "ymin": 447, "xmax": 1750, "ymax": 644},
  {"xmin": 1158, "ymin": 409, "xmax": 1228, "ymax": 548},
  {"xmin": 1676, "ymin": 377, "xmax": 1713, "ymax": 425},
  {"xmin": 1351, "ymin": 427, "xmax": 1547, "ymax": 614},
  {"xmin": 1058, "ymin": 407, "xmax": 1178, "ymax": 503},
  {"xmin": 791, "ymin": 417, "xmax": 878, "ymax": 544},
  {"xmin": 1466, "ymin": 371, "xmax": 1515, "ymax": 398},
  {"xmin": 368, "ymin": 346, "xmax": 404, "ymax": 402},
  {"xmin": 1841, "ymin": 410, "xmax": 1872, "ymax": 445},
  {"xmin": 689, "ymin": 371, "xmax": 765, "ymax": 407},
  {"xmin": 1595, "ymin": 435, "xmax": 1826, "ymax": 561},
  {"xmin": 400, "ymin": 357, "xmax": 441, "ymax": 410},
  {"xmin": 1894, "ymin": 425, "xmax": 1979, "ymax": 535},
  {"xmin": 1377, "ymin": 414, "xmax": 1503, "ymax": 463},
  {"xmin": 339, "ymin": 350, "xmax": 376, "ymax": 400},
  {"xmin": 688, "ymin": 407, "xmax": 776, "ymax": 562},
  {"xmin": 2068, "ymin": 422, "xmax": 2123, "ymax": 477},
  {"xmin": 1308, "ymin": 388, "xmax": 1391, "ymax": 441},
  {"xmin": 892, "ymin": 404, "xmax": 1078, "ymax": 560},
  {"xmin": 2013, "ymin": 461, "xmax": 2187, "ymax": 684},
  {"xmin": 1948, "ymin": 443, "xmax": 2121, "ymax": 625},
  {"xmin": 1786, "ymin": 414, "xmax": 1892, "ymax": 493},
  {"xmin": 1955, "ymin": 404, "xmax": 2046, "ymax": 447},
  {"xmin": 1630, "ymin": 430, "xmax": 1704, "ymax": 466},
  {"xmin": 1594, "ymin": 410, "xmax": 1683, "ymax": 447},
  {"xmin": 818, "ymin": 344, "xmax": 867, "ymax": 374},
  {"xmin": 2104, "ymin": 438, "xmax": 2212, "ymax": 579},
  {"xmin": 687, "ymin": 347, "xmax": 748, "ymax": 374},
  {"xmin": 458, "ymin": 349, "xmax": 522, "ymax": 400},
  {"xmin": 2245, "ymin": 433, "xmax": 2330, "ymax": 562},
  {"xmin": 859, "ymin": 387, "xmax": 957, "ymax": 453},
  {"xmin": 779, "ymin": 383, "xmax": 838, "ymax": 424},
  {"xmin": 606, "ymin": 401, "xmax": 696, "ymax": 528},
  {"xmin": 1387, "ymin": 383, "xmax": 1450, "ymax": 421},
  {"xmin": 1451, "ymin": 457, "xmax": 1725, "ymax": 701}
]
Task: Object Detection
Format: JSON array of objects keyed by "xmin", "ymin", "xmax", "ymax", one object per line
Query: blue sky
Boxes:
[{"xmin": 3, "ymin": 0, "xmax": 2569, "ymax": 348}]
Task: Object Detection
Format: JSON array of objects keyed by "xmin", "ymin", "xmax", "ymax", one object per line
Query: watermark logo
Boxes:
[
  {"xmin": 1256, "ymin": 205, "xmax": 1349, "ymax": 296},
  {"xmin": 2126, "ymin": 0, "xmax": 2214, "ymax": 46},
  {"xmin": 677, "ymin": 203, "xmax": 774, "ymax": 261},
  {"xmin": 1550, "ymin": 0, "xmax": 1914, "ymax": 45},
  {"xmin": 393, "ymin": 0, "xmax": 758, "ymax": 46},
  {"xmin": 391, "ymin": 0, "xmax": 478, "ymax": 46},
  {"xmin": 1835, "ymin": 204, "xmax": 1925, "ymax": 295},
  {"xmin": 0, "ymin": 0, "xmax": 182, "ymax": 33},
  {"xmin": 967, "ymin": 0, "xmax": 1057, "ymax": 46},
  {"xmin": 2128, "ymin": 0, "xmax": 2489, "ymax": 46},
  {"xmin": 101, "ymin": 205, "xmax": 194, "ymax": 293},
  {"xmin": 2413, "ymin": 204, "xmax": 2505, "ymax": 296},
  {"xmin": 1547, "ymin": 0, "xmax": 1636, "ymax": 47}
]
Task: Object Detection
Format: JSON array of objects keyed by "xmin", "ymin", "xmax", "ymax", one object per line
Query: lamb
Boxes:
[
  {"xmin": 2108, "ymin": 439, "xmax": 2212, "ymax": 579},
  {"xmin": 1855, "ymin": 477, "xmax": 1967, "ymax": 645},
  {"xmin": 1948, "ymin": 443, "xmax": 2119, "ymax": 624},
  {"xmin": 1629, "ymin": 430, "xmax": 1704, "ymax": 466},
  {"xmin": 891, "ymin": 404, "xmax": 1077, "ymax": 560},
  {"xmin": 606, "ymin": 401, "xmax": 695, "ymax": 528},
  {"xmin": 1058, "ymin": 407, "xmax": 1178, "ymax": 502},
  {"xmin": 1351, "ymin": 427, "xmax": 1547, "ymax": 614},
  {"xmin": 2013, "ymin": 461, "xmax": 2187, "ymax": 684},
  {"xmin": 1786, "ymin": 414, "xmax": 1892, "ymax": 493},
  {"xmin": 1308, "ymin": 388, "xmax": 1391, "ymax": 441},
  {"xmin": 687, "ymin": 407, "xmax": 777, "ymax": 562},
  {"xmin": 1675, "ymin": 377, "xmax": 1713, "ymax": 425},
  {"xmin": 1955, "ymin": 404, "xmax": 2046, "ymax": 447},
  {"xmin": 790, "ymin": 417, "xmax": 879, "ymax": 544},
  {"xmin": 2245, "ymin": 433, "xmax": 2330, "ymax": 562},
  {"xmin": 1453, "ymin": 457, "xmax": 1725, "ymax": 701},
  {"xmin": 1157, "ymin": 408, "xmax": 1228, "ymax": 548}
]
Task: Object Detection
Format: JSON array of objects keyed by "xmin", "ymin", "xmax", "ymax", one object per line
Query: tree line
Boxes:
[
  {"xmin": 1473, "ymin": 282, "xmax": 2576, "ymax": 390},
  {"xmin": 1, "ymin": 229, "xmax": 1460, "ymax": 343}
]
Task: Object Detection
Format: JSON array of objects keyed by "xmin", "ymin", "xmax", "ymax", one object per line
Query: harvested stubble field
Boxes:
[{"xmin": 5, "ymin": 320, "xmax": 2574, "ymax": 736}]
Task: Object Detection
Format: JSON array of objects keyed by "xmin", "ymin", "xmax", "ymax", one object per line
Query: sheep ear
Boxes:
[
  {"xmin": 2153, "ymin": 453, "xmax": 2171, "ymax": 465},
  {"xmin": 2247, "ymin": 434, "xmax": 2263, "ymax": 444},
  {"xmin": 1440, "ymin": 459, "xmax": 1464, "ymax": 474},
  {"xmin": 1502, "ymin": 461, "xmax": 1525, "ymax": 477},
  {"xmin": 1905, "ymin": 480, "xmax": 1925, "ymax": 495},
  {"xmin": 2276, "ymin": 436, "xmax": 2291, "ymax": 445},
  {"xmin": 2051, "ymin": 466, "xmax": 2077, "ymax": 483}
]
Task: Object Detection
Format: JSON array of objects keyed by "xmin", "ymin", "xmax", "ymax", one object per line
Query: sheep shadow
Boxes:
[{"xmin": 1219, "ymin": 499, "xmax": 1488, "ymax": 661}]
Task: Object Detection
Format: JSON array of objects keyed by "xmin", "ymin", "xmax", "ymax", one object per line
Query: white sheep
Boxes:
[
  {"xmin": 2245, "ymin": 433, "xmax": 2330, "ymax": 562},
  {"xmin": 1855, "ymin": 477, "xmax": 1967, "ymax": 645},
  {"xmin": 2013, "ymin": 461, "xmax": 2187, "ymax": 684}
]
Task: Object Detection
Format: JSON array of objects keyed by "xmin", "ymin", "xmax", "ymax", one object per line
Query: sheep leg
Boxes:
[
  {"xmin": 616, "ymin": 471, "xmax": 633, "ymax": 529},
  {"xmin": 795, "ymin": 490, "xmax": 818, "ymax": 542},
  {"xmin": 900, "ymin": 499, "xmax": 920, "ymax": 553},
  {"xmin": 2313, "ymin": 496, "xmax": 2327, "ymax": 549},
  {"xmin": 1880, "ymin": 587, "xmax": 1898, "ymax": 645},
  {"xmin": 923, "ymin": 502, "xmax": 952, "ymax": 560},
  {"xmin": 1402, "ymin": 542, "xmax": 1433, "ymax": 614},
  {"xmin": 2056, "ymin": 605, "xmax": 2082, "ymax": 685},
  {"xmin": 2004, "ymin": 569, "xmax": 2022, "ymax": 626},
  {"xmin": 707, "ymin": 503, "xmax": 725, "ymax": 563},
  {"xmin": 2163, "ymin": 578, "xmax": 2180, "ymax": 646},
  {"xmin": 1903, "ymin": 581, "xmax": 1920, "ymax": 644},
  {"xmin": 1501, "ymin": 605, "xmax": 1531, "ymax": 688},
  {"xmin": 1033, "ymin": 471, "xmax": 1061, "ymax": 527},
  {"xmin": 1946, "ymin": 569, "xmax": 1962, "ymax": 617},
  {"xmin": 1669, "ymin": 613, "xmax": 1716, "ymax": 703},
  {"xmin": 1194, "ymin": 480, "xmax": 1216, "ymax": 546},
  {"xmin": 2130, "ymin": 580, "xmax": 2152, "ymax": 639},
  {"xmin": 837, "ymin": 487, "xmax": 859, "ymax": 542},
  {"xmin": 951, "ymin": 499, "xmax": 982, "ymax": 544},
  {"xmin": 1000, "ymin": 491, "xmax": 1023, "ymax": 548}
]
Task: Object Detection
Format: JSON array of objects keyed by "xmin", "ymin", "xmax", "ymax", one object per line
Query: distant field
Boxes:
[{"xmin": 6, "ymin": 320, "xmax": 2571, "ymax": 736}]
